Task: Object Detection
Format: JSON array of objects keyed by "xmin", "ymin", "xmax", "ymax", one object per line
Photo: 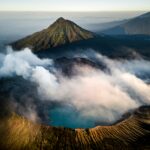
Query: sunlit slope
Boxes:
[
  {"xmin": 0, "ymin": 106, "xmax": 149, "ymax": 150},
  {"xmin": 11, "ymin": 17, "xmax": 95, "ymax": 51}
]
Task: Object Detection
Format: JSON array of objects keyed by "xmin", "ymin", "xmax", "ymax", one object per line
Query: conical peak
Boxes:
[
  {"xmin": 56, "ymin": 17, "xmax": 66, "ymax": 23},
  {"xmin": 11, "ymin": 17, "xmax": 95, "ymax": 51}
]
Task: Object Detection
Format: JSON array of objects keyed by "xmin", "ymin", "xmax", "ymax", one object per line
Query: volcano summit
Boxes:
[{"xmin": 11, "ymin": 17, "xmax": 95, "ymax": 51}]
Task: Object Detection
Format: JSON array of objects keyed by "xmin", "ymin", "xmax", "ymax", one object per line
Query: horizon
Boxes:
[
  {"xmin": 0, "ymin": 10, "xmax": 148, "ymax": 12},
  {"xmin": 0, "ymin": 0, "xmax": 150, "ymax": 12}
]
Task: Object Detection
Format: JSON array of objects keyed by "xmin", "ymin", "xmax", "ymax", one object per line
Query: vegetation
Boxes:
[{"xmin": 0, "ymin": 106, "xmax": 149, "ymax": 149}]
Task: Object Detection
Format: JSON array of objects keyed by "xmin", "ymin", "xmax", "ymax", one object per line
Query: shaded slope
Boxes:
[
  {"xmin": 54, "ymin": 57, "xmax": 107, "ymax": 76},
  {"xmin": 0, "ymin": 106, "xmax": 149, "ymax": 149},
  {"xmin": 102, "ymin": 12, "xmax": 150, "ymax": 35},
  {"xmin": 11, "ymin": 17, "xmax": 95, "ymax": 51},
  {"xmin": 37, "ymin": 35, "xmax": 150, "ymax": 60},
  {"xmin": 89, "ymin": 19, "xmax": 128, "ymax": 33},
  {"xmin": 123, "ymin": 12, "xmax": 150, "ymax": 35}
]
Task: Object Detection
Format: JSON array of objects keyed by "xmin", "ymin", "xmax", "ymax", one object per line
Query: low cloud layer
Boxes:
[{"xmin": 0, "ymin": 47, "xmax": 150, "ymax": 127}]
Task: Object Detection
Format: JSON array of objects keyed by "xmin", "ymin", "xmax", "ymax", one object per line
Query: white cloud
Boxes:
[{"xmin": 0, "ymin": 47, "xmax": 150, "ymax": 124}]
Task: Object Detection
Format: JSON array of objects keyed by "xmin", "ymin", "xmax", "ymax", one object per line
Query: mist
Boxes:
[{"xmin": 0, "ymin": 47, "xmax": 150, "ymax": 128}]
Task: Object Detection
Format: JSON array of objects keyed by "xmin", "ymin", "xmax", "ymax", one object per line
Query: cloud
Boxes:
[
  {"xmin": 0, "ymin": 47, "xmax": 150, "ymax": 127},
  {"xmin": 0, "ymin": 47, "xmax": 52, "ymax": 78}
]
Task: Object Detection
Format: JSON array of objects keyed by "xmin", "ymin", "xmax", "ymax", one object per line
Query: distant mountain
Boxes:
[
  {"xmin": 102, "ymin": 12, "xmax": 150, "ymax": 35},
  {"xmin": 11, "ymin": 17, "xmax": 95, "ymax": 51},
  {"xmin": 87, "ymin": 19, "xmax": 128, "ymax": 33}
]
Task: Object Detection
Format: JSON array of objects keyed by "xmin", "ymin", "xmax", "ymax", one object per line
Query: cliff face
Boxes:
[
  {"xmin": 0, "ymin": 106, "xmax": 150, "ymax": 150},
  {"xmin": 11, "ymin": 17, "xmax": 95, "ymax": 51}
]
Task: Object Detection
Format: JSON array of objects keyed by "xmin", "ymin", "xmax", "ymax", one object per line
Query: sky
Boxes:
[{"xmin": 0, "ymin": 0, "xmax": 150, "ymax": 12}]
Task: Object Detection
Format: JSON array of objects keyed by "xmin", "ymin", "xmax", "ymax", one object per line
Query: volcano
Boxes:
[
  {"xmin": 0, "ymin": 105, "xmax": 150, "ymax": 149},
  {"xmin": 11, "ymin": 17, "xmax": 95, "ymax": 51}
]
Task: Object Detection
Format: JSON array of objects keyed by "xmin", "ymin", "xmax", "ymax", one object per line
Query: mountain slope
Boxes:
[
  {"xmin": 37, "ymin": 35, "xmax": 150, "ymax": 60},
  {"xmin": 102, "ymin": 12, "xmax": 150, "ymax": 35},
  {"xmin": 11, "ymin": 17, "xmax": 95, "ymax": 51},
  {"xmin": 88, "ymin": 19, "xmax": 128, "ymax": 33},
  {"xmin": 0, "ymin": 106, "xmax": 149, "ymax": 149}
]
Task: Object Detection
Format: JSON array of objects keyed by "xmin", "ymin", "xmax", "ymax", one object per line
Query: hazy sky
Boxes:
[{"xmin": 0, "ymin": 0, "xmax": 150, "ymax": 11}]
